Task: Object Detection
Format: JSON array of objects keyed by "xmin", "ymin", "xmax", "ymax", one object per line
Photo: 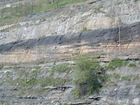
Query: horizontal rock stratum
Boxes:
[
  {"xmin": 0, "ymin": 21, "xmax": 140, "ymax": 64},
  {"xmin": 0, "ymin": 1, "xmax": 140, "ymax": 105},
  {"xmin": 0, "ymin": 0, "xmax": 140, "ymax": 44},
  {"xmin": 0, "ymin": 0, "xmax": 140, "ymax": 64}
]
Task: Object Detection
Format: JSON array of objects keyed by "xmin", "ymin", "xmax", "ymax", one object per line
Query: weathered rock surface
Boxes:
[
  {"xmin": 1, "ymin": 0, "xmax": 140, "ymax": 44},
  {"xmin": 0, "ymin": 21, "xmax": 140, "ymax": 64},
  {"xmin": 0, "ymin": 0, "xmax": 140, "ymax": 105},
  {"xmin": 0, "ymin": 59, "xmax": 139, "ymax": 105}
]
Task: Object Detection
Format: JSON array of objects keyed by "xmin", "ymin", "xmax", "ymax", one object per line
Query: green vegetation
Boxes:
[
  {"xmin": 94, "ymin": 5, "xmax": 105, "ymax": 14},
  {"xmin": 0, "ymin": 0, "xmax": 86, "ymax": 26},
  {"xmin": 37, "ymin": 77, "xmax": 68, "ymax": 87},
  {"xmin": 129, "ymin": 63, "xmax": 137, "ymax": 67},
  {"xmin": 0, "ymin": 64, "xmax": 3, "ymax": 69},
  {"xmin": 71, "ymin": 87, "xmax": 81, "ymax": 99},
  {"xmin": 0, "ymin": 24, "xmax": 21, "ymax": 32},
  {"xmin": 33, "ymin": 65, "xmax": 41, "ymax": 70},
  {"xmin": 2, "ymin": 64, "xmax": 72, "ymax": 87},
  {"xmin": 106, "ymin": 59, "xmax": 128, "ymax": 70},
  {"xmin": 134, "ymin": 0, "xmax": 139, "ymax": 2},
  {"xmin": 121, "ymin": 75, "xmax": 140, "ymax": 81},
  {"xmin": 72, "ymin": 55, "xmax": 106, "ymax": 97},
  {"xmin": 133, "ymin": 75, "xmax": 139, "ymax": 80},
  {"xmin": 121, "ymin": 75, "xmax": 133, "ymax": 81},
  {"xmin": 50, "ymin": 63, "xmax": 71, "ymax": 76},
  {"xmin": 81, "ymin": 27, "xmax": 88, "ymax": 32},
  {"xmin": 113, "ymin": 73, "xmax": 120, "ymax": 79}
]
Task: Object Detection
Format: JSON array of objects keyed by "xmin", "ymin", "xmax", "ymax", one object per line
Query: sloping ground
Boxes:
[
  {"xmin": 0, "ymin": 0, "xmax": 140, "ymax": 105},
  {"xmin": 1, "ymin": 0, "xmax": 140, "ymax": 45},
  {"xmin": 0, "ymin": 20, "xmax": 139, "ymax": 105},
  {"xmin": 0, "ymin": 47, "xmax": 139, "ymax": 105}
]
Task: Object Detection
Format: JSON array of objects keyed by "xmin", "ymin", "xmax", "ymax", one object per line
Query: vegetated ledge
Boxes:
[{"xmin": 0, "ymin": 21, "xmax": 140, "ymax": 53}]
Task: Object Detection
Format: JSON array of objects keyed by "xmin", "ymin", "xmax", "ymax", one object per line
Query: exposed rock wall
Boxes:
[
  {"xmin": 0, "ymin": 0, "xmax": 140, "ymax": 44},
  {"xmin": 0, "ymin": 0, "xmax": 140, "ymax": 64},
  {"xmin": 0, "ymin": 22, "xmax": 140, "ymax": 64}
]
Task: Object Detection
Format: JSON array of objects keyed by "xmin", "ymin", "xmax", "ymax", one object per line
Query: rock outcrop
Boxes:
[
  {"xmin": 0, "ymin": 1, "xmax": 140, "ymax": 104},
  {"xmin": 0, "ymin": 0, "xmax": 140, "ymax": 64},
  {"xmin": 1, "ymin": 0, "xmax": 140, "ymax": 43},
  {"xmin": 0, "ymin": 21, "xmax": 140, "ymax": 64}
]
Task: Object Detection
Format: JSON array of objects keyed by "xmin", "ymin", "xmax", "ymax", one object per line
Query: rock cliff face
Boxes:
[
  {"xmin": 0, "ymin": 0, "xmax": 140, "ymax": 64},
  {"xmin": 0, "ymin": 22, "xmax": 140, "ymax": 64},
  {"xmin": 0, "ymin": 0, "xmax": 140, "ymax": 105},
  {"xmin": 0, "ymin": 0, "xmax": 140, "ymax": 43}
]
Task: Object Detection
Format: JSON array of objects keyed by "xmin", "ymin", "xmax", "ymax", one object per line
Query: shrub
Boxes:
[{"xmin": 73, "ymin": 55, "xmax": 106, "ymax": 96}]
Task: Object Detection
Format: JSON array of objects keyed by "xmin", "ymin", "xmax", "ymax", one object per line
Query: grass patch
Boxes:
[
  {"xmin": 113, "ymin": 73, "xmax": 120, "ymax": 79},
  {"xmin": 0, "ymin": 0, "xmax": 86, "ymax": 26},
  {"xmin": 50, "ymin": 63, "xmax": 71, "ymax": 76},
  {"xmin": 0, "ymin": 24, "xmax": 21, "ymax": 32},
  {"xmin": 129, "ymin": 63, "xmax": 137, "ymax": 67},
  {"xmin": 71, "ymin": 87, "xmax": 81, "ymax": 99},
  {"xmin": 134, "ymin": 0, "xmax": 139, "ymax": 2},
  {"xmin": 37, "ymin": 77, "xmax": 48, "ymax": 87},
  {"xmin": 26, "ymin": 78, "xmax": 37, "ymax": 85},
  {"xmin": 37, "ymin": 77, "xmax": 67, "ymax": 87},
  {"xmin": 2, "ymin": 64, "xmax": 71, "ymax": 87},
  {"xmin": 121, "ymin": 75, "xmax": 133, "ymax": 81},
  {"xmin": 106, "ymin": 59, "xmax": 128, "ymax": 70},
  {"xmin": 35, "ymin": 3, "xmax": 56, "ymax": 12},
  {"xmin": 33, "ymin": 65, "xmax": 41, "ymax": 70},
  {"xmin": 0, "ymin": 64, "xmax": 3, "ymax": 69},
  {"xmin": 8, "ymin": 78, "xmax": 27, "ymax": 86},
  {"xmin": 35, "ymin": 0, "xmax": 86, "ymax": 12},
  {"xmin": 81, "ymin": 27, "xmax": 88, "ymax": 32},
  {"xmin": 0, "ymin": 14, "xmax": 23, "ymax": 26},
  {"xmin": 133, "ymin": 75, "xmax": 139, "ymax": 80}
]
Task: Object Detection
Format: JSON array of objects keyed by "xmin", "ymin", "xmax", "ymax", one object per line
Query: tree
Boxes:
[{"xmin": 73, "ymin": 55, "xmax": 106, "ymax": 96}]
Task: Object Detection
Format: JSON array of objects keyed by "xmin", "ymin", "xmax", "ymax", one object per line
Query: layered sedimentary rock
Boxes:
[
  {"xmin": 1, "ymin": 0, "xmax": 140, "ymax": 44},
  {"xmin": 0, "ymin": 0, "xmax": 140, "ymax": 64},
  {"xmin": 0, "ymin": 22, "xmax": 140, "ymax": 64}
]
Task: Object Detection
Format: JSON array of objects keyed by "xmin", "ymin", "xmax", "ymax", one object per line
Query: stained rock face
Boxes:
[
  {"xmin": 0, "ymin": 0, "xmax": 140, "ymax": 64},
  {"xmin": 0, "ymin": 1, "xmax": 140, "ymax": 105},
  {"xmin": 0, "ymin": 0, "xmax": 140, "ymax": 44},
  {"xmin": 0, "ymin": 21, "xmax": 140, "ymax": 64}
]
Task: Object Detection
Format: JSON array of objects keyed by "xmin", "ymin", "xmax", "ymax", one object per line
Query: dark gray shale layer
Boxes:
[{"xmin": 0, "ymin": 21, "xmax": 140, "ymax": 53}]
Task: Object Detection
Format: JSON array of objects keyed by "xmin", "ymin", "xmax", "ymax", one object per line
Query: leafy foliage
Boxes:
[{"xmin": 73, "ymin": 55, "xmax": 106, "ymax": 96}]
